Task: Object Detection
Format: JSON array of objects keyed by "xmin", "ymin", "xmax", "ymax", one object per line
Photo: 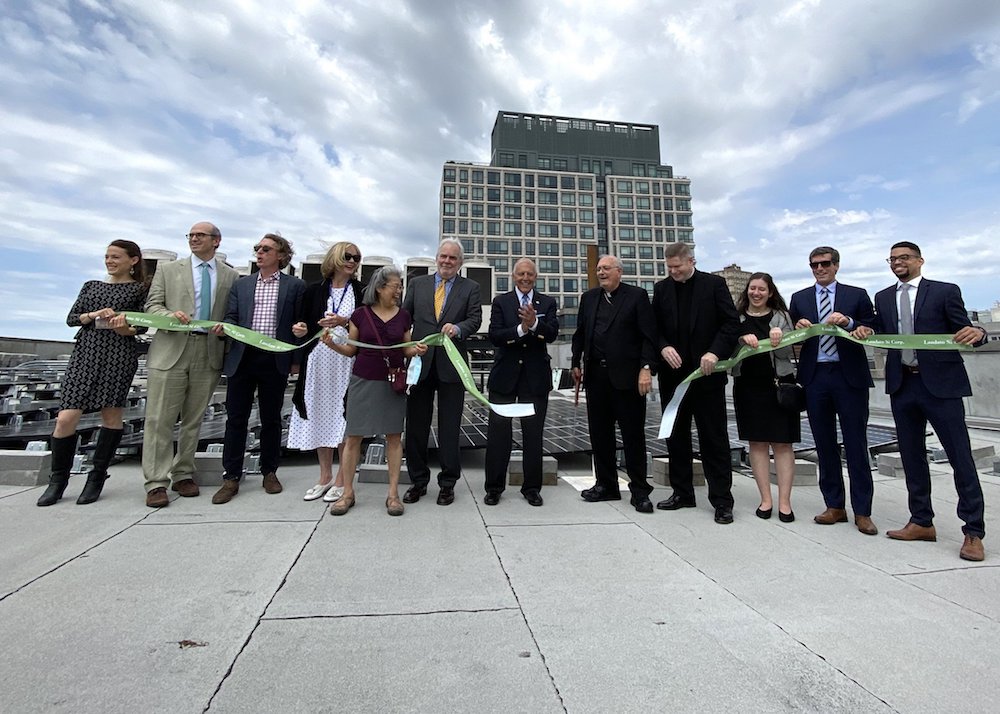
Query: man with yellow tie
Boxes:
[{"xmin": 402, "ymin": 239, "xmax": 482, "ymax": 506}]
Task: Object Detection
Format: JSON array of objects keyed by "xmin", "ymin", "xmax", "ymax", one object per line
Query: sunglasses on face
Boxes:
[
  {"xmin": 253, "ymin": 245, "xmax": 275, "ymax": 254},
  {"xmin": 343, "ymin": 253, "xmax": 362, "ymax": 262},
  {"xmin": 809, "ymin": 260, "xmax": 834, "ymax": 269}
]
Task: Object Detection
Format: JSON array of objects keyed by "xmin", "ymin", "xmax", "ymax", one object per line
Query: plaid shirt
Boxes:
[{"xmin": 251, "ymin": 271, "xmax": 281, "ymax": 338}]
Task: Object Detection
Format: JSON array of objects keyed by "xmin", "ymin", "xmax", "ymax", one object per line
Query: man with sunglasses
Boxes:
[
  {"xmin": 852, "ymin": 242, "xmax": 988, "ymax": 561},
  {"xmin": 142, "ymin": 222, "xmax": 239, "ymax": 507},
  {"xmin": 211, "ymin": 233, "xmax": 306, "ymax": 504},
  {"xmin": 789, "ymin": 246, "xmax": 877, "ymax": 535}
]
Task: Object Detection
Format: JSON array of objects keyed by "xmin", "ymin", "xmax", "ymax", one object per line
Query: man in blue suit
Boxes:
[
  {"xmin": 483, "ymin": 258, "xmax": 559, "ymax": 506},
  {"xmin": 789, "ymin": 246, "xmax": 877, "ymax": 535},
  {"xmin": 211, "ymin": 233, "xmax": 306, "ymax": 504},
  {"xmin": 853, "ymin": 241, "xmax": 988, "ymax": 561}
]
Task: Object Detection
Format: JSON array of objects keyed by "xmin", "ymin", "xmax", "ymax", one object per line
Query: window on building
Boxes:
[
  {"xmin": 443, "ymin": 185, "xmax": 456, "ymax": 198},
  {"xmin": 539, "ymin": 241, "xmax": 559, "ymax": 256},
  {"xmin": 640, "ymin": 263, "xmax": 654, "ymax": 276},
  {"xmin": 524, "ymin": 174, "xmax": 534, "ymax": 187},
  {"xmin": 498, "ymin": 152, "xmax": 514, "ymax": 167},
  {"xmin": 618, "ymin": 211, "xmax": 634, "ymax": 224},
  {"xmin": 679, "ymin": 229, "xmax": 693, "ymax": 242},
  {"xmin": 637, "ymin": 213, "xmax": 651, "ymax": 225},
  {"xmin": 487, "ymin": 205, "xmax": 500, "ymax": 218},
  {"xmin": 488, "ymin": 171, "xmax": 500, "ymax": 185},
  {"xmin": 459, "ymin": 186, "xmax": 468, "ymax": 200},
  {"xmin": 503, "ymin": 223, "xmax": 522, "ymax": 236},
  {"xmin": 504, "ymin": 189, "xmax": 521, "ymax": 202},
  {"xmin": 579, "ymin": 177, "xmax": 593, "ymax": 190},
  {"xmin": 525, "ymin": 224, "xmax": 535, "ymax": 237},
  {"xmin": 677, "ymin": 199, "xmax": 691, "ymax": 211},
  {"xmin": 539, "ymin": 259, "xmax": 560, "ymax": 273},
  {"xmin": 443, "ymin": 202, "xmax": 455, "ymax": 215},
  {"xmin": 564, "ymin": 296, "xmax": 578, "ymax": 308},
  {"xmin": 444, "ymin": 167, "xmax": 456, "ymax": 181},
  {"xmin": 661, "ymin": 182, "xmax": 672, "ymax": 194},
  {"xmin": 623, "ymin": 262, "xmax": 637, "ymax": 275},
  {"xmin": 487, "ymin": 188, "xmax": 500, "ymax": 202},
  {"xmin": 579, "ymin": 194, "xmax": 594, "ymax": 206},
  {"xmin": 487, "ymin": 240, "xmax": 509, "ymax": 253},
  {"xmin": 582, "ymin": 159, "xmax": 591, "ymax": 172},
  {"xmin": 637, "ymin": 197, "xmax": 650, "ymax": 209},
  {"xmin": 553, "ymin": 158, "xmax": 568, "ymax": 171},
  {"xmin": 472, "ymin": 187, "xmax": 484, "ymax": 201},
  {"xmin": 676, "ymin": 183, "xmax": 690, "ymax": 195},
  {"xmin": 460, "ymin": 239, "xmax": 474, "ymax": 253},
  {"xmin": 638, "ymin": 229, "xmax": 652, "ymax": 242},
  {"xmin": 524, "ymin": 207, "xmax": 534, "ymax": 220},
  {"xmin": 538, "ymin": 207, "xmax": 558, "ymax": 221},
  {"xmin": 562, "ymin": 313, "xmax": 578, "ymax": 328},
  {"xmin": 561, "ymin": 176, "xmax": 575, "ymax": 189},
  {"xmin": 618, "ymin": 228, "xmax": 635, "ymax": 240},
  {"xmin": 488, "ymin": 257, "xmax": 509, "ymax": 272},
  {"xmin": 562, "ymin": 226, "xmax": 576, "ymax": 238},
  {"xmin": 538, "ymin": 175, "xmax": 557, "ymax": 188},
  {"xmin": 459, "ymin": 219, "xmax": 468, "ymax": 232},
  {"xmin": 472, "ymin": 204, "xmax": 484, "ymax": 217},
  {"xmin": 459, "ymin": 203, "xmax": 469, "ymax": 216},
  {"xmin": 563, "ymin": 259, "xmax": 577, "ymax": 272},
  {"xmin": 538, "ymin": 224, "xmax": 559, "ymax": 239},
  {"xmin": 580, "ymin": 209, "xmax": 594, "ymax": 221},
  {"xmin": 487, "ymin": 222, "xmax": 500, "ymax": 235},
  {"xmin": 524, "ymin": 190, "xmax": 534, "ymax": 203},
  {"xmin": 442, "ymin": 219, "xmax": 455, "ymax": 233},
  {"xmin": 632, "ymin": 163, "xmax": 646, "ymax": 176},
  {"xmin": 663, "ymin": 198, "xmax": 673, "ymax": 210},
  {"xmin": 580, "ymin": 226, "xmax": 594, "ymax": 239},
  {"xmin": 472, "ymin": 170, "xmax": 483, "ymax": 184},
  {"xmin": 471, "ymin": 221, "xmax": 484, "ymax": 235},
  {"xmin": 511, "ymin": 241, "xmax": 522, "ymax": 254},
  {"xmin": 620, "ymin": 245, "xmax": 636, "ymax": 258},
  {"xmin": 639, "ymin": 246, "xmax": 653, "ymax": 259},
  {"xmin": 617, "ymin": 196, "xmax": 633, "ymax": 209},
  {"xmin": 518, "ymin": 154, "xmax": 527, "ymax": 168},
  {"xmin": 504, "ymin": 173, "xmax": 522, "ymax": 186},
  {"xmin": 636, "ymin": 181, "xmax": 649, "ymax": 194},
  {"xmin": 497, "ymin": 276, "xmax": 509, "ymax": 292},
  {"xmin": 538, "ymin": 191, "xmax": 558, "ymax": 205},
  {"xmin": 677, "ymin": 215, "xmax": 692, "ymax": 226},
  {"xmin": 548, "ymin": 278, "xmax": 560, "ymax": 292},
  {"xmin": 618, "ymin": 180, "xmax": 632, "ymax": 192},
  {"xmin": 538, "ymin": 157, "xmax": 551, "ymax": 169},
  {"xmin": 561, "ymin": 193, "xmax": 576, "ymax": 206},
  {"xmin": 504, "ymin": 205, "xmax": 522, "ymax": 219},
  {"xmin": 662, "ymin": 214, "xmax": 673, "ymax": 226},
  {"xmin": 525, "ymin": 241, "xmax": 536, "ymax": 255}
]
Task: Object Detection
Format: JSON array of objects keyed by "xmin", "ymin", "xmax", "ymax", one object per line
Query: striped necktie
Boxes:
[
  {"xmin": 818, "ymin": 287, "xmax": 837, "ymax": 358},
  {"xmin": 434, "ymin": 279, "xmax": 446, "ymax": 319},
  {"xmin": 899, "ymin": 283, "xmax": 916, "ymax": 366},
  {"xmin": 521, "ymin": 292, "xmax": 530, "ymax": 307}
]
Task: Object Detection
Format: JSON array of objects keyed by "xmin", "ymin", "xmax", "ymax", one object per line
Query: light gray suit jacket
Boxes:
[
  {"xmin": 145, "ymin": 257, "xmax": 238, "ymax": 371},
  {"xmin": 403, "ymin": 273, "xmax": 482, "ymax": 383}
]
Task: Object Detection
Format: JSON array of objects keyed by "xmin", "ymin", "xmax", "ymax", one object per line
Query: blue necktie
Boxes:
[
  {"xmin": 818, "ymin": 287, "xmax": 836, "ymax": 358},
  {"xmin": 198, "ymin": 263, "xmax": 212, "ymax": 321},
  {"xmin": 521, "ymin": 293, "xmax": 530, "ymax": 307}
]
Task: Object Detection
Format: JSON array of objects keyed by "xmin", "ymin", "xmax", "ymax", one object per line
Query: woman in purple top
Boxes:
[{"xmin": 323, "ymin": 265, "xmax": 428, "ymax": 516}]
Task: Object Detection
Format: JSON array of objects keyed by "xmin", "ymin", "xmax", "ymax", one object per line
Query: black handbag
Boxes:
[{"xmin": 771, "ymin": 352, "xmax": 805, "ymax": 412}]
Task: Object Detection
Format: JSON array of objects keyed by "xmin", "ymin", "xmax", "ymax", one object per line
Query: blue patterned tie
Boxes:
[
  {"xmin": 198, "ymin": 263, "xmax": 212, "ymax": 321},
  {"xmin": 818, "ymin": 287, "xmax": 836, "ymax": 358},
  {"xmin": 521, "ymin": 293, "xmax": 530, "ymax": 307}
]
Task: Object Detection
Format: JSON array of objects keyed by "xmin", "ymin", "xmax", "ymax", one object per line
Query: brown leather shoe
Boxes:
[
  {"xmin": 212, "ymin": 480, "xmax": 239, "ymax": 504},
  {"xmin": 145, "ymin": 487, "xmax": 169, "ymax": 508},
  {"xmin": 960, "ymin": 535, "xmax": 985, "ymax": 561},
  {"xmin": 262, "ymin": 471, "xmax": 283, "ymax": 494},
  {"xmin": 330, "ymin": 494, "xmax": 355, "ymax": 516},
  {"xmin": 172, "ymin": 479, "xmax": 200, "ymax": 497},
  {"xmin": 886, "ymin": 522, "xmax": 937, "ymax": 541},
  {"xmin": 814, "ymin": 507, "xmax": 848, "ymax": 525},
  {"xmin": 855, "ymin": 515, "xmax": 878, "ymax": 536}
]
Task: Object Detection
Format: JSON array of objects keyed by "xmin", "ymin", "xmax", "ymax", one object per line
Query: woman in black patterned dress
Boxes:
[{"xmin": 37, "ymin": 240, "xmax": 149, "ymax": 507}]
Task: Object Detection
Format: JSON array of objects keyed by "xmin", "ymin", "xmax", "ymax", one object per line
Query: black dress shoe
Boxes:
[
  {"xmin": 523, "ymin": 490, "xmax": 543, "ymax": 507},
  {"xmin": 402, "ymin": 485, "xmax": 427, "ymax": 504},
  {"xmin": 631, "ymin": 494, "xmax": 653, "ymax": 513},
  {"xmin": 778, "ymin": 510, "xmax": 795, "ymax": 523},
  {"xmin": 581, "ymin": 485, "xmax": 621, "ymax": 502},
  {"xmin": 656, "ymin": 494, "xmax": 696, "ymax": 510},
  {"xmin": 714, "ymin": 506, "xmax": 734, "ymax": 524},
  {"xmin": 437, "ymin": 487, "xmax": 455, "ymax": 506},
  {"xmin": 484, "ymin": 491, "xmax": 501, "ymax": 506},
  {"xmin": 755, "ymin": 506, "xmax": 772, "ymax": 519}
]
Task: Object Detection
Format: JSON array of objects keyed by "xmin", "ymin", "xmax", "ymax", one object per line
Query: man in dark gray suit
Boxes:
[
  {"xmin": 402, "ymin": 239, "xmax": 482, "ymax": 506},
  {"xmin": 211, "ymin": 233, "xmax": 306, "ymax": 504}
]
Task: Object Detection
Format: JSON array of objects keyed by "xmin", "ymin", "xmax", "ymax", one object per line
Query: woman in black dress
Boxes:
[
  {"xmin": 37, "ymin": 240, "xmax": 149, "ymax": 507},
  {"xmin": 731, "ymin": 273, "xmax": 800, "ymax": 522}
]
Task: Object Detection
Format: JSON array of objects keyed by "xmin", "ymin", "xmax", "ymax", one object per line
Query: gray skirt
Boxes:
[{"xmin": 345, "ymin": 374, "xmax": 406, "ymax": 436}]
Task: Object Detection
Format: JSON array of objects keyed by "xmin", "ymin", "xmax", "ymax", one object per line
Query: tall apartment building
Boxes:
[{"xmin": 439, "ymin": 111, "xmax": 693, "ymax": 338}]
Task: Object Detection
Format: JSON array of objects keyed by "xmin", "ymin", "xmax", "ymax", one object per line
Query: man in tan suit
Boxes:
[{"xmin": 142, "ymin": 222, "xmax": 238, "ymax": 507}]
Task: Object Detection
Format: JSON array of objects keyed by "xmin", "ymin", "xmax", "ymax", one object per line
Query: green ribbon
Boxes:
[
  {"xmin": 657, "ymin": 324, "xmax": 973, "ymax": 438},
  {"xmin": 121, "ymin": 312, "xmax": 532, "ymax": 417}
]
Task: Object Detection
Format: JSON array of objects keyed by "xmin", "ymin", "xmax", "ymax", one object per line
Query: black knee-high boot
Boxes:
[
  {"xmin": 37, "ymin": 434, "xmax": 79, "ymax": 507},
  {"xmin": 77, "ymin": 428, "xmax": 123, "ymax": 505}
]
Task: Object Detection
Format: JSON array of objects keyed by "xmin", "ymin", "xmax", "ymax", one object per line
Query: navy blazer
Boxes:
[
  {"xmin": 789, "ymin": 282, "xmax": 875, "ymax": 390},
  {"xmin": 402, "ymin": 273, "xmax": 482, "ymax": 383},
  {"xmin": 487, "ymin": 290, "xmax": 560, "ymax": 396},
  {"xmin": 571, "ymin": 282, "xmax": 658, "ymax": 391},
  {"xmin": 652, "ymin": 270, "xmax": 739, "ymax": 389},
  {"xmin": 873, "ymin": 278, "xmax": 984, "ymax": 399},
  {"xmin": 222, "ymin": 272, "xmax": 307, "ymax": 378}
]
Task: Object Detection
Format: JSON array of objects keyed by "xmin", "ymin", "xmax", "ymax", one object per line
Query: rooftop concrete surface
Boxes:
[{"xmin": 1, "ymin": 445, "xmax": 998, "ymax": 713}]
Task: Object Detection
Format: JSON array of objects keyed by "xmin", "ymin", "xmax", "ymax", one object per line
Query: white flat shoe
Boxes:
[
  {"xmin": 303, "ymin": 483, "xmax": 332, "ymax": 501},
  {"xmin": 322, "ymin": 486, "xmax": 345, "ymax": 503}
]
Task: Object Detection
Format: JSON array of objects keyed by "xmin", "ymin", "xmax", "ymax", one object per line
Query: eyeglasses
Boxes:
[
  {"xmin": 253, "ymin": 245, "xmax": 275, "ymax": 254},
  {"xmin": 343, "ymin": 253, "xmax": 362, "ymax": 262},
  {"xmin": 186, "ymin": 232, "xmax": 213, "ymax": 240},
  {"xmin": 886, "ymin": 254, "xmax": 916, "ymax": 264},
  {"xmin": 809, "ymin": 260, "xmax": 834, "ymax": 269}
]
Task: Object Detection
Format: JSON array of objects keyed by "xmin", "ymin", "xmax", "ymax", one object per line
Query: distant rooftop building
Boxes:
[
  {"xmin": 440, "ymin": 111, "xmax": 694, "ymax": 339},
  {"xmin": 712, "ymin": 263, "xmax": 752, "ymax": 305}
]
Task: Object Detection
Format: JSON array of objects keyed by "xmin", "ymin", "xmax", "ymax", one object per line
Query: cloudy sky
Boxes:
[{"xmin": 3, "ymin": 0, "xmax": 999, "ymax": 341}]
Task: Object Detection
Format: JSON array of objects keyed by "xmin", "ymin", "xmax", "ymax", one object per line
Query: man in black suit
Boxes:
[
  {"xmin": 653, "ymin": 242, "xmax": 739, "ymax": 524},
  {"xmin": 402, "ymin": 239, "xmax": 482, "ymax": 506},
  {"xmin": 483, "ymin": 259, "xmax": 560, "ymax": 507},
  {"xmin": 211, "ymin": 233, "xmax": 306, "ymax": 505},
  {"xmin": 789, "ymin": 246, "xmax": 877, "ymax": 535},
  {"xmin": 571, "ymin": 255, "xmax": 658, "ymax": 513},
  {"xmin": 853, "ymin": 241, "xmax": 988, "ymax": 561}
]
